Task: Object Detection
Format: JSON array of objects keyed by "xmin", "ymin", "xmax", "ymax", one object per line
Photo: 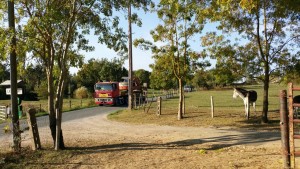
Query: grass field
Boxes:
[
  {"xmin": 108, "ymin": 83, "xmax": 294, "ymax": 131},
  {"xmin": 0, "ymin": 84, "xmax": 294, "ymax": 129},
  {"xmin": 0, "ymin": 98, "xmax": 95, "ymax": 121}
]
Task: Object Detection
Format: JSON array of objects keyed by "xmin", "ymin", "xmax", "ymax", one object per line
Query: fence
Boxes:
[{"xmin": 0, "ymin": 106, "xmax": 7, "ymax": 121}]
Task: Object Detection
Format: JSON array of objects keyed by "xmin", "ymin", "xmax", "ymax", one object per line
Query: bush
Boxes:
[{"xmin": 74, "ymin": 86, "xmax": 89, "ymax": 99}]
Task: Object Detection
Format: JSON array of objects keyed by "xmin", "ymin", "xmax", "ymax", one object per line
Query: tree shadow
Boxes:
[{"xmin": 66, "ymin": 130, "xmax": 280, "ymax": 154}]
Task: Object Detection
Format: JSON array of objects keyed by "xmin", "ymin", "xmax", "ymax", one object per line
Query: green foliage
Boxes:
[
  {"xmin": 202, "ymin": 0, "xmax": 300, "ymax": 122},
  {"xmin": 134, "ymin": 69, "xmax": 151, "ymax": 88},
  {"xmin": 34, "ymin": 81, "xmax": 48, "ymax": 100},
  {"xmin": 135, "ymin": 1, "xmax": 207, "ymax": 91},
  {"xmin": 191, "ymin": 69, "xmax": 215, "ymax": 90},
  {"xmin": 74, "ymin": 86, "xmax": 89, "ymax": 99},
  {"xmin": 282, "ymin": 52, "xmax": 300, "ymax": 84},
  {"xmin": 149, "ymin": 54, "xmax": 177, "ymax": 90},
  {"xmin": 22, "ymin": 64, "xmax": 46, "ymax": 92},
  {"xmin": 75, "ymin": 58, "xmax": 128, "ymax": 93}
]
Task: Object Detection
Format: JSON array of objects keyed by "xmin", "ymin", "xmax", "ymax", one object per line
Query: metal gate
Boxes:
[{"xmin": 288, "ymin": 83, "xmax": 300, "ymax": 168}]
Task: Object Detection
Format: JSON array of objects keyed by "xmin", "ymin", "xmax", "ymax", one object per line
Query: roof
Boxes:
[{"xmin": 0, "ymin": 80, "xmax": 24, "ymax": 86}]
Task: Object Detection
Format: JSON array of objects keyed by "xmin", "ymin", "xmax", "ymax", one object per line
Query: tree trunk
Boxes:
[
  {"xmin": 47, "ymin": 70, "xmax": 57, "ymax": 148},
  {"xmin": 128, "ymin": 3, "xmax": 133, "ymax": 110},
  {"xmin": 262, "ymin": 61, "xmax": 269, "ymax": 123},
  {"xmin": 55, "ymin": 108, "xmax": 65, "ymax": 150},
  {"xmin": 178, "ymin": 78, "xmax": 183, "ymax": 120},
  {"xmin": 54, "ymin": 68, "xmax": 67, "ymax": 150}
]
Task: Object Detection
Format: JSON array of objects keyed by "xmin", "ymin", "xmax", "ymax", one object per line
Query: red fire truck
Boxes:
[
  {"xmin": 94, "ymin": 81, "xmax": 124, "ymax": 106},
  {"xmin": 94, "ymin": 77, "xmax": 145, "ymax": 106}
]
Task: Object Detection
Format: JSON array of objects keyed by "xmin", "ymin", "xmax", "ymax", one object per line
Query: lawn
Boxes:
[{"xmin": 108, "ymin": 83, "xmax": 293, "ymax": 131}]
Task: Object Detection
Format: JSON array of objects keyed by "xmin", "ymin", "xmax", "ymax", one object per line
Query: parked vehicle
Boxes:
[
  {"xmin": 94, "ymin": 77, "xmax": 146, "ymax": 106},
  {"xmin": 184, "ymin": 85, "xmax": 193, "ymax": 92}
]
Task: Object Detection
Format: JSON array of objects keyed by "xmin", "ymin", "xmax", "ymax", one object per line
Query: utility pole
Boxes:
[
  {"xmin": 128, "ymin": 2, "xmax": 133, "ymax": 110},
  {"xmin": 8, "ymin": 0, "xmax": 21, "ymax": 152}
]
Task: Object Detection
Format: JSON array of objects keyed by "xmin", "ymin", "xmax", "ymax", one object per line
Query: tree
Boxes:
[
  {"xmin": 203, "ymin": 0, "xmax": 300, "ymax": 123},
  {"xmin": 133, "ymin": 69, "xmax": 150, "ymax": 88},
  {"xmin": 191, "ymin": 69, "xmax": 215, "ymax": 90},
  {"xmin": 75, "ymin": 58, "xmax": 128, "ymax": 93},
  {"xmin": 135, "ymin": 0, "xmax": 205, "ymax": 120},
  {"xmin": 22, "ymin": 64, "xmax": 46, "ymax": 100},
  {"xmin": 282, "ymin": 52, "xmax": 300, "ymax": 84},
  {"xmin": 149, "ymin": 54, "xmax": 177, "ymax": 90},
  {"xmin": 201, "ymin": 33, "xmax": 260, "ymax": 86},
  {"xmin": 19, "ymin": 0, "xmax": 130, "ymax": 150}
]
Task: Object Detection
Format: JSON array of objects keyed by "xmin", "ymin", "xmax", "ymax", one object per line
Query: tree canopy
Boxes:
[{"xmin": 75, "ymin": 58, "xmax": 128, "ymax": 93}]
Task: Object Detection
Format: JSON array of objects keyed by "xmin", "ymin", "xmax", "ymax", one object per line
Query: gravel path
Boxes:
[{"xmin": 1, "ymin": 110, "xmax": 284, "ymax": 168}]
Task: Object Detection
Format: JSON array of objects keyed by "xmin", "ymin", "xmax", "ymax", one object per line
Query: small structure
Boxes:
[
  {"xmin": 0, "ymin": 80, "xmax": 24, "ymax": 95},
  {"xmin": 0, "ymin": 80, "xmax": 24, "ymax": 117},
  {"xmin": 232, "ymin": 88, "xmax": 257, "ymax": 119}
]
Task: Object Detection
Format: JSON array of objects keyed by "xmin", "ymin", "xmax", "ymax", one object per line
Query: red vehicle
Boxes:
[
  {"xmin": 94, "ymin": 81, "xmax": 127, "ymax": 106},
  {"xmin": 94, "ymin": 77, "xmax": 146, "ymax": 106}
]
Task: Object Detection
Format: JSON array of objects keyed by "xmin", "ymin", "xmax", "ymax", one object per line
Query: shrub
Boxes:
[{"xmin": 74, "ymin": 86, "xmax": 89, "ymax": 99}]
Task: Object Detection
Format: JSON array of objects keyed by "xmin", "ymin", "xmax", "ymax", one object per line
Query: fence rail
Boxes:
[{"xmin": 0, "ymin": 105, "xmax": 7, "ymax": 121}]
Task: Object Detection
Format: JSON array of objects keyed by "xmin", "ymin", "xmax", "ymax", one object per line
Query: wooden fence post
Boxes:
[
  {"xmin": 26, "ymin": 108, "xmax": 41, "ymax": 150},
  {"xmin": 280, "ymin": 90, "xmax": 291, "ymax": 168},
  {"xmin": 157, "ymin": 97, "xmax": 161, "ymax": 116},
  {"xmin": 134, "ymin": 93, "xmax": 137, "ymax": 109},
  {"xmin": 211, "ymin": 96, "xmax": 214, "ymax": 118}
]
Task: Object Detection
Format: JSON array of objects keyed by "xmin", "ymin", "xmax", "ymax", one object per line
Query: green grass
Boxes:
[
  {"xmin": 108, "ymin": 84, "xmax": 290, "ymax": 131},
  {"xmin": 0, "ymin": 98, "xmax": 96, "ymax": 124}
]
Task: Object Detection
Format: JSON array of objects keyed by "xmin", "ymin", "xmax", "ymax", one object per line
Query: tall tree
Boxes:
[
  {"xmin": 19, "ymin": 0, "xmax": 129, "ymax": 150},
  {"xmin": 135, "ymin": 0, "xmax": 205, "ymax": 120},
  {"xmin": 201, "ymin": 33, "xmax": 260, "ymax": 86},
  {"xmin": 149, "ymin": 54, "xmax": 177, "ymax": 90},
  {"xmin": 75, "ymin": 58, "xmax": 128, "ymax": 93},
  {"xmin": 203, "ymin": 0, "xmax": 300, "ymax": 123}
]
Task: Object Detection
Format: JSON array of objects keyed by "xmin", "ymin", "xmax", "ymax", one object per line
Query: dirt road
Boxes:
[{"xmin": 2, "ymin": 109, "xmax": 284, "ymax": 168}]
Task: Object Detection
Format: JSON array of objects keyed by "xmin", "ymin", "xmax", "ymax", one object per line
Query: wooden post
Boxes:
[
  {"xmin": 69, "ymin": 100, "xmax": 71, "ymax": 109},
  {"xmin": 133, "ymin": 93, "xmax": 137, "ymax": 109},
  {"xmin": 157, "ymin": 96, "xmax": 161, "ymax": 116},
  {"xmin": 183, "ymin": 94, "xmax": 185, "ymax": 115},
  {"xmin": 211, "ymin": 96, "xmax": 214, "ymax": 118},
  {"xmin": 280, "ymin": 90, "xmax": 290, "ymax": 168},
  {"xmin": 138, "ymin": 93, "xmax": 141, "ymax": 109},
  {"xmin": 26, "ymin": 109, "xmax": 41, "ymax": 150},
  {"xmin": 288, "ymin": 83, "xmax": 295, "ymax": 168}
]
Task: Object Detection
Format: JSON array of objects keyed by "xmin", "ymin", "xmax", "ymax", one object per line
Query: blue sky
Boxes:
[
  {"xmin": 71, "ymin": 4, "xmax": 219, "ymax": 74},
  {"xmin": 71, "ymin": 8, "xmax": 159, "ymax": 74}
]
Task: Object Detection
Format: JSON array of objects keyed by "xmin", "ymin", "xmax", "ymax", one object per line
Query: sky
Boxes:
[
  {"xmin": 70, "ymin": 8, "xmax": 160, "ymax": 74},
  {"xmin": 71, "ymin": 3, "xmax": 219, "ymax": 75}
]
